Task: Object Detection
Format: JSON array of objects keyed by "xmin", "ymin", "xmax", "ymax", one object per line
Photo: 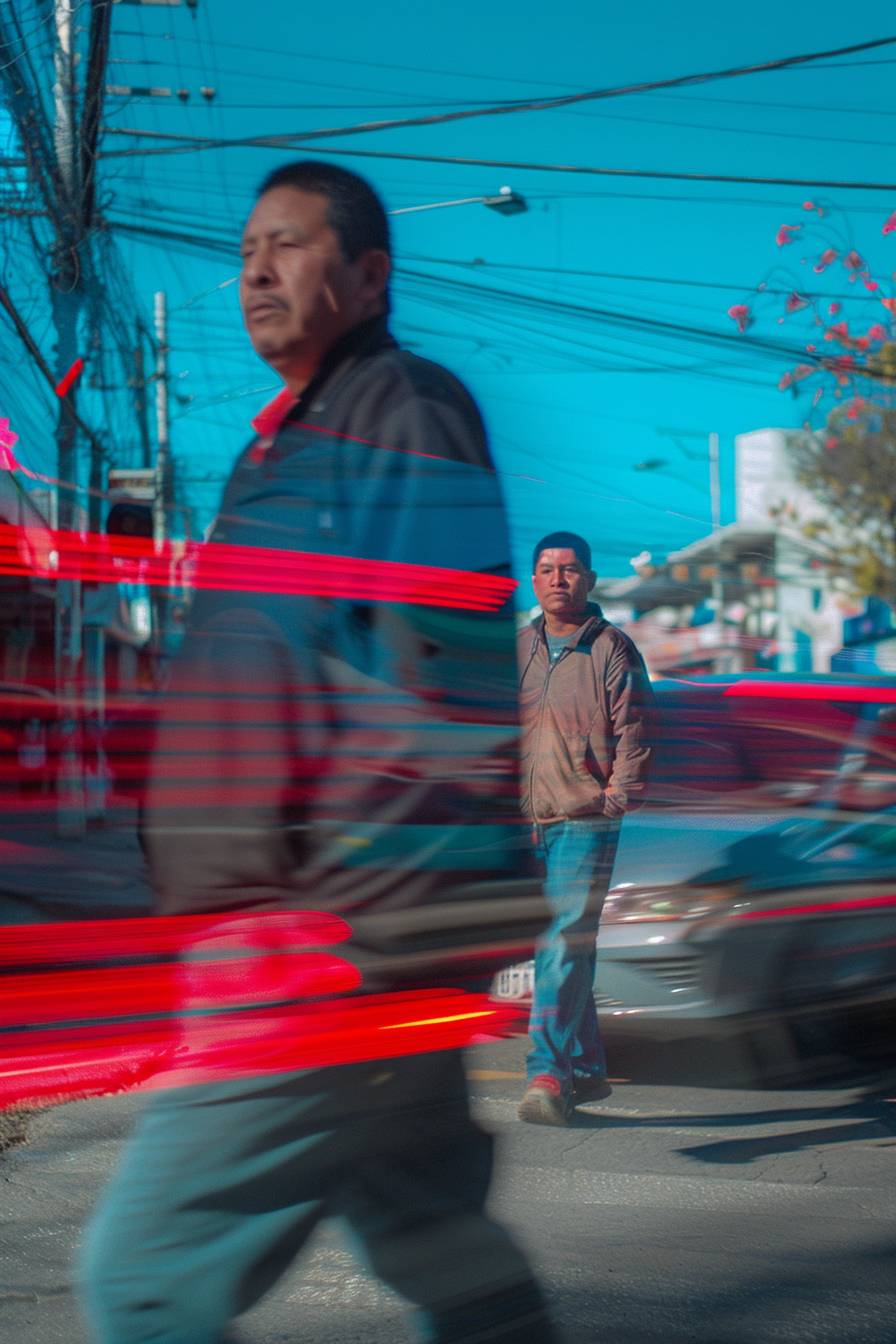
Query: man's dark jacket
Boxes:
[{"xmin": 142, "ymin": 318, "xmax": 542, "ymax": 989}]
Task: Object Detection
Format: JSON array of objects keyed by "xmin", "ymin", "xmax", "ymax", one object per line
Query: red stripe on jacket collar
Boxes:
[{"xmin": 250, "ymin": 387, "xmax": 297, "ymax": 438}]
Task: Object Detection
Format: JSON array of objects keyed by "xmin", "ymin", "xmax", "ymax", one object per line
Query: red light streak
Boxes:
[
  {"xmin": 0, "ymin": 916, "xmax": 527, "ymax": 1109},
  {"xmin": 0, "ymin": 956, "xmax": 361, "ymax": 1028},
  {"xmin": 735, "ymin": 893, "xmax": 896, "ymax": 920},
  {"xmin": 0, "ymin": 990, "xmax": 524, "ymax": 1110},
  {"xmin": 723, "ymin": 681, "xmax": 896, "ymax": 703},
  {"xmin": 286, "ymin": 418, "xmax": 497, "ymax": 470},
  {"xmin": 0, "ymin": 910, "xmax": 352, "ymax": 968},
  {"xmin": 0, "ymin": 524, "xmax": 516, "ymax": 612}
]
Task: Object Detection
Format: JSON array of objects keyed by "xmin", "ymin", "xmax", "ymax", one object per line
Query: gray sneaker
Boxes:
[{"xmin": 518, "ymin": 1075, "xmax": 571, "ymax": 1126}]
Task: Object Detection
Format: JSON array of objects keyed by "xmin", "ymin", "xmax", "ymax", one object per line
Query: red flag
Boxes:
[{"xmin": 55, "ymin": 357, "xmax": 84, "ymax": 398}]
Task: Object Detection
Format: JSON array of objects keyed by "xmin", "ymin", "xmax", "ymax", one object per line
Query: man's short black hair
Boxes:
[
  {"xmin": 256, "ymin": 160, "xmax": 391, "ymax": 263},
  {"xmin": 532, "ymin": 531, "xmax": 592, "ymax": 574}
]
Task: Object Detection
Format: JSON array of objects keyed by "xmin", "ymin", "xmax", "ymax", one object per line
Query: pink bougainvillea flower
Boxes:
[
  {"xmin": 880, "ymin": 297, "xmax": 896, "ymax": 316},
  {"xmin": 785, "ymin": 291, "xmax": 808, "ymax": 313},
  {"xmin": 806, "ymin": 343, "xmax": 817, "ymax": 353},
  {"xmin": 802, "ymin": 200, "xmax": 815, "ymax": 211},
  {"xmin": 0, "ymin": 418, "xmax": 19, "ymax": 471},
  {"xmin": 854, "ymin": 337, "xmax": 870, "ymax": 351},
  {"xmin": 824, "ymin": 321, "xmax": 849, "ymax": 343},
  {"xmin": 813, "ymin": 247, "xmax": 838, "ymax": 273},
  {"xmin": 867, "ymin": 323, "xmax": 889, "ymax": 342},
  {"xmin": 779, "ymin": 365, "xmax": 812, "ymax": 390},
  {"xmin": 846, "ymin": 398, "xmax": 866, "ymax": 420},
  {"xmin": 828, "ymin": 302, "xmax": 841, "ymax": 316},
  {"xmin": 776, "ymin": 223, "xmax": 801, "ymax": 246},
  {"xmin": 844, "ymin": 250, "xmax": 864, "ymax": 271},
  {"xmin": 883, "ymin": 209, "xmax": 896, "ymax": 235},
  {"xmin": 727, "ymin": 303, "xmax": 751, "ymax": 332},
  {"xmin": 862, "ymin": 274, "xmax": 880, "ymax": 292},
  {"xmin": 825, "ymin": 436, "xmax": 837, "ymax": 450}
]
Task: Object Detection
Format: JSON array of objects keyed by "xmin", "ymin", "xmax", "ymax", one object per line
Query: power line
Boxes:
[
  {"xmin": 96, "ymin": 34, "xmax": 896, "ymax": 159},
  {"xmin": 273, "ymin": 143, "xmax": 896, "ymax": 195},
  {"xmin": 397, "ymin": 253, "xmax": 886, "ymax": 302}
]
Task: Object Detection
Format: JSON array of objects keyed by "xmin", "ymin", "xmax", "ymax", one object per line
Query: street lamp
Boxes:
[
  {"xmin": 390, "ymin": 186, "xmax": 527, "ymax": 217},
  {"xmin": 482, "ymin": 186, "xmax": 528, "ymax": 216},
  {"xmin": 634, "ymin": 434, "xmax": 724, "ymax": 612}
]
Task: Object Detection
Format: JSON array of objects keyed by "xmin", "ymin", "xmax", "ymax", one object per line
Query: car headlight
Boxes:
[{"xmin": 602, "ymin": 884, "xmax": 731, "ymax": 924}]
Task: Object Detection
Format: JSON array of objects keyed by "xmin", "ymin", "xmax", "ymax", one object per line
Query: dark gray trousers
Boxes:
[{"xmin": 80, "ymin": 1050, "xmax": 556, "ymax": 1343}]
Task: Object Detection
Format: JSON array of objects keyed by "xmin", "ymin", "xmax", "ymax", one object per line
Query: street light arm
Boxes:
[
  {"xmin": 390, "ymin": 196, "xmax": 492, "ymax": 216},
  {"xmin": 390, "ymin": 188, "xmax": 527, "ymax": 216}
]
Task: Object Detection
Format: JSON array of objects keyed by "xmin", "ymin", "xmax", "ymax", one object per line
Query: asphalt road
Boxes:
[
  {"xmin": 2, "ymin": 1037, "xmax": 895, "ymax": 1344},
  {"xmin": 5, "ymin": 1037, "xmax": 896, "ymax": 1344}
]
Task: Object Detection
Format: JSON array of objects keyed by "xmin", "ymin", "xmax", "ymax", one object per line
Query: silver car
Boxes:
[{"xmin": 493, "ymin": 808, "xmax": 896, "ymax": 1077}]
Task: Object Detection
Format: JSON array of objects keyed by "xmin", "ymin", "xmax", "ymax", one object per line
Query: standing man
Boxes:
[
  {"xmin": 518, "ymin": 531, "xmax": 654, "ymax": 1126},
  {"xmin": 81, "ymin": 162, "xmax": 554, "ymax": 1343}
]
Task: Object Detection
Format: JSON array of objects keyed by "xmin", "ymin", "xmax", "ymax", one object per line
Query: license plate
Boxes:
[{"xmin": 492, "ymin": 960, "xmax": 535, "ymax": 1001}]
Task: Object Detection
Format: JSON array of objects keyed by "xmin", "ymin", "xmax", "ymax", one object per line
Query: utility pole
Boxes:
[
  {"xmin": 153, "ymin": 290, "xmax": 170, "ymax": 547},
  {"xmin": 708, "ymin": 430, "xmax": 723, "ymax": 615},
  {"xmin": 1, "ymin": 1, "xmax": 137, "ymax": 828},
  {"xmin": 133, "ymin": 324, "xmax": 153, "ymax": 470},
  {"xmin": 151, "ymin": 290, "xmax": 172, "ymax": 661},
  {"xmin": 52, "ymin": 0, "xmax": 87, "ymax": 834}
]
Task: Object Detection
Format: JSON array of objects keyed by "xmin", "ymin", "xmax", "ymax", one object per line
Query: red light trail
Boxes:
[
  {"xmin": 0, "ymin": 524, "xmax": 516, "ymax": 612},
  {"xmin": 735, "ymin": 892, "xmax": 896, "ymax": 919},
  {"xmin": 0, "ymin": 914, "xmax": 525, "ymax": 1110}
]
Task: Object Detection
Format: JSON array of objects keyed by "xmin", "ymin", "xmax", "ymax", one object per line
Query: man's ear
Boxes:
[
  {"xmin": 586, "ymin": 569, "xmax": 597, "ymax": 591},
  {"xmin": 358, "ymin": 248, "xmax": 391, "ymax": 308}
]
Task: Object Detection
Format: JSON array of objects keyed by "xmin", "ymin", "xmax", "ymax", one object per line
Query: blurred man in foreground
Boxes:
[
  {"xmin": 81, "ymin": 162, "xmax": 554, "ymax": 1343},
  {"xmin": 518, "ymin": 532, "xmax": 654, "ymax": 1126}
]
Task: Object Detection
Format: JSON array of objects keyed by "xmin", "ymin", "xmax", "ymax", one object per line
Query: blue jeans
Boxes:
[{"xmin": 526, "ymin": 818, "xmax": 621, "ymax": 1089}]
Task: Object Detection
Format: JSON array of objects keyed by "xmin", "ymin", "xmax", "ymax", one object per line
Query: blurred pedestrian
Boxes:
[
  {"xmin": 81, "ymin": 162, "xmax": 555, "ymax": 1343},
  {"xmin": 518, "ymin": 531, "xmax": 654, "ymax": 1126}
]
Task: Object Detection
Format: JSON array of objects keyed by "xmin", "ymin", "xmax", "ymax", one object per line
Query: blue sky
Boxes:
[{"xmin": 4, "ymin": 0, "xmax": 896, "ymax": 590}]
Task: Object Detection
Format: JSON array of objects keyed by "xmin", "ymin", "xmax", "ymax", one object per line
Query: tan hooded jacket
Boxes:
[{"xmin": 518, "ymin": 602, "xmax": 655, "ymax": 824}]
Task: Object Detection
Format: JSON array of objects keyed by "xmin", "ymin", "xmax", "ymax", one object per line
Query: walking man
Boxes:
[
  {"xmin": 81, "ymin": 162, "xmax": 554, "ymax": 1342},
  {"xmin": 518, "ymin": 531, "xmax": 654, "ymax": 1126}
]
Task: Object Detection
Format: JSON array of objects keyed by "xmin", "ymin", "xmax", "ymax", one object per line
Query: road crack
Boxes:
[
  {"xmin": 555, "ymin": 1132, "xmax": 597, "ymax": 1160},
  {"xmin": 811, "ymin": 1147, "xmax": 828, "ymax": 1185}
]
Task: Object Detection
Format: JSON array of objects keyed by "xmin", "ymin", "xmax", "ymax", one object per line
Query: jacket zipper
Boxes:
[{"xmin": 524, "ymin": 637, "xmax": 571, "ymax": 821}]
